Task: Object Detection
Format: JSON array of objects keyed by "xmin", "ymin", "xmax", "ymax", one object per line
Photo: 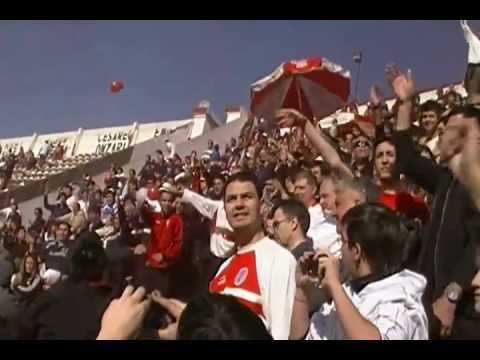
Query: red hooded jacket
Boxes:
[{"xmin": 146, "ymin": 211, "xmax": 183, "ymax": 269}]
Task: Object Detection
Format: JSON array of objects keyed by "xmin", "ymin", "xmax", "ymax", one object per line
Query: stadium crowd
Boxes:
[{"xmin": 1, "ymin": 21, "xmax": 480, "ymax": 340}]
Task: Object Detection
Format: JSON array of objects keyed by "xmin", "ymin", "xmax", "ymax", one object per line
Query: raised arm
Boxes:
[
  {"xmin": 180, "ymin": 188, "xmax": 221, "ymax": 220},
  {"xmin": 275, "ymin": 109, "xmax": 353, "ymax": 179},
  {"xmin": 370, "ymin": 84, "xmax": 387, "ymax": 139},
  {"xmin": 387, "ymin": 64, "xmax": 444, "ymax": 194}
]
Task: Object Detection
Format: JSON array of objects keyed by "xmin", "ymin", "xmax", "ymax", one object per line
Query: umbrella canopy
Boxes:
[{"xmin": 250, "ymin": 57, "xmax": 351, "ymax": 121}]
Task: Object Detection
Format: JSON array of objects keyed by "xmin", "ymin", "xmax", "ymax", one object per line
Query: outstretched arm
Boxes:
[
  {"xmin": 387, "ymin": 64, "xmax": 444, "ymax": 194},
  {"xmin": 275, "ymin": 109, "xmax": 353, "ymax": 179}
]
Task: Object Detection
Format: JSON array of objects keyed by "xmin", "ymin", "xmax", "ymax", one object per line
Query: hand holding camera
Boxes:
[{"xmin": 299, "ymin": 250, "xmax": 340, "ymax": 292}]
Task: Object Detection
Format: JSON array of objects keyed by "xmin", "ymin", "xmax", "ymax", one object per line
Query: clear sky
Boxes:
[{"xmin": 0, "ymin": 20, "xmax": 478, "ymax": 138}]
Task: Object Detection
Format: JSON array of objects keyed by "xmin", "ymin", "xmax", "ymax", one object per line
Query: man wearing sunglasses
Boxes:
[{"xmin": 351, "ymin": 135, "xmax": 373, "ymax": 180}]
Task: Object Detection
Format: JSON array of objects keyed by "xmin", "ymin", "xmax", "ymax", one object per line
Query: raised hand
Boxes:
[
  {"xmin": 97, "ymin": 286, "xmax": 151, "ymax": 340},
  {"xmin": 275, "ymin": 109, "xmax": 309, "ymax": 129},
  {"xmin": 369, "ymin": 84, "xmax": 384, "ymax": 107},
  {"xmin": 316, "ymin": 250, "xmax": 341, "ymax": 292},
  {"xmin": 385, "ymin": 64, "xmax": 415, "ymax": 101}
]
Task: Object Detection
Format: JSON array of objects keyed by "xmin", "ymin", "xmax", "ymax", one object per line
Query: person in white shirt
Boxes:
[
  {"xmin": 165, "ymin": 139, "xmax": 176, "ymax": 160},
  {"xmin": 209, "ymin": 171, "xmax": 297, "ymax": 340},
  {"xmin": 294, "ymin": 170, "xmax": 338, "ymax": 252},
  {"xmin": 417, "ymin": 100, "xmax": 443, "ymax": 159},
  {"xmin": 179, "ymin": 181, "xmax": 236, "ymax": 259},
  {"xmin": 290, "ymin": 203, "xmax": 428, "ymax": 340},
  {"xmin": 38, "ymin": 140, "xmax": 50, "ymax": 158}
]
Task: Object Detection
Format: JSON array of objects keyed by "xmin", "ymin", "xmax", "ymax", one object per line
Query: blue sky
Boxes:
[{"xmin": 0, "ymin": 20, "xmax": 477, "ymax": 138}]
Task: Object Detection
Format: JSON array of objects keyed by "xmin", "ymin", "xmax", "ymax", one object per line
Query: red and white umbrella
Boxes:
[{"xmin": 250, "ymin": 57, "xmax": 351, "ymax": 121}]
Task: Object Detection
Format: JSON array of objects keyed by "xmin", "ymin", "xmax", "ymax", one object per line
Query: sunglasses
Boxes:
[{"xmin": 353, "ymin": 141, "xmax": 370, "ymax": 148}]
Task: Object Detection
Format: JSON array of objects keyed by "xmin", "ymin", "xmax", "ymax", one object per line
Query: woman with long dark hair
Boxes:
[
  {"xmin": 373, "ymin": 137, "xmax": 429, "ymax": 224},
  {"xmin": 10, "ymin": 253, "xmax": 42, "ymax": 305}
]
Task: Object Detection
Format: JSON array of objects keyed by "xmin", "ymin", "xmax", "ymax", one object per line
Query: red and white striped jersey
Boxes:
[{"xmin": 209, "ymin": 237, "xmax": 297, "ymax": 340}]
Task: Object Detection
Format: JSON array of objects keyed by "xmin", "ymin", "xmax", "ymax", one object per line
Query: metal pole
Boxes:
[{"xmin": 354, "ymin": 60, "xmax": 361, "ymax": 101}]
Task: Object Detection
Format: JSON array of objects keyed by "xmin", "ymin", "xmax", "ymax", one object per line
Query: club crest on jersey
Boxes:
[{"xmin": 234, "ymin": 267, "xmax": 249, "ymax": 286}]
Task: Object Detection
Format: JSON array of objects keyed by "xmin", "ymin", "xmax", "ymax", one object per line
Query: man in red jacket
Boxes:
[{"xmin": 141, "ymin": 183, "xmax": 183, "ymax": 295}]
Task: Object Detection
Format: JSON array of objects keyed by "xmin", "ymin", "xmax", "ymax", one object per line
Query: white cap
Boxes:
[{"xmin": 159, "ymin": 182, "xmax": 177, "ymax": 194}]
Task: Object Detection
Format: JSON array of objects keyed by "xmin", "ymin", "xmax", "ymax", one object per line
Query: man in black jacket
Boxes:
[
  {"xmin": 43, "ymin": 191, "xmax": 71, "ymax": 220},
  {"xmin": 0, "ymin": 259, "xmax": 23, "ymax": 339},
  {"xmin": 27, "ymin": 232, "xmax": 115, "ymax": 339},
  {"xmin": 388, "ymin": 64, "xmax": 480, "ymax": 339}
]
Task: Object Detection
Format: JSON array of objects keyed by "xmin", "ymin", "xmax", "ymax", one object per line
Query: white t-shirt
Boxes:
[
  {"xmin": 67, "ymin": 196, "xmax": 87, "ymax": 214},
  {"xmin": 165, "ymin": 141, "xmax": 176, "ymax": 160},
  {"xmin": 308, "ymin": 204, "xmax": 340, "ymax": 253},
  {"xmin": 209, "ymin": 237, "xmax": 297, "ymax": 340},
  {"xmin": 306, "ymin": 269, "xmax": 429, "ymax": 340},
  {"xmin": 181, "ymin": 189, "xmax": 235, "ymax": 258}
]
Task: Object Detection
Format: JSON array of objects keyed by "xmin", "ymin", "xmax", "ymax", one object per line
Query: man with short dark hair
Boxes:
[
  {"xmin": 210, "ymin": 175, "xmax": 225, "ymax": 201},
  {"xmin": 101, "ymin": 188, "xmax": 118, "ymax": 223},
  {"xmin": 209, "ymin": 171, "xmax": 296, "ymax": 340},
  {"xmin": 390, "ymin": 65, "xmax": 480, "ymax": 339},
  {"xmin": 310, "ymin": 161, "xmax": 326, "ymax": 187},
  {"xmin": 418, "ymin": 100, "xmax": 444, "ymax": 159},
  {"xmin": 271, "ymin": 199, "xmax": 313, "ymax": 260},
  {"xmin": 28, "ymin": 232, "xmax": 115, "ymax": 339},
  {"xmin": 29, "ymin": 207, "xmax": 46, "ymax": 236},
  {"xmin": 291, "ymin": 203, "xmax": 428, "ymax": 340},
  {"xmin": 44, "ymin": 190, "xmax": 71, "ymax": 220},
  {"xmin": 39, "ymin": 221, "xmax": 73, "ymax": 284},
  {"xmin": 139, "ymin": 184, "xmax": 183, "ymax": 295}
]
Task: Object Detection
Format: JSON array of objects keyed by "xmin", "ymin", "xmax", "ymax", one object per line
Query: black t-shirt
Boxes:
[
  {"xmin": 29, "ymin": 218, "xmax": 46, "ymax": 235},
  {"xmin": 352, "ymin": 161, "xmax": 373, "ymax": 180},
  {"xmin": 40, "ymin": 240, "xmax": 72, "ymax": 276},
  {"xmin": 291, "ymin": 238, "xmax": 314, "ymax": 260},
  {"xmin": 27, "ymin": 280, "xmax": 114, "ymax": 339}
]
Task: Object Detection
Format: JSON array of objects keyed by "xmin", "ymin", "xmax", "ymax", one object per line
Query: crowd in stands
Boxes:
[
  {"xmin": 1, "ymin": 21, "xmax": 480, "ymax": 340},
  {"xmin": 0, "ymin": 140, "xmax": 105, "ymax": 194}
]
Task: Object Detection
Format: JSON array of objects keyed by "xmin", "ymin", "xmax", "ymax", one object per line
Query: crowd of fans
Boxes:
[
  {"xmin": 1, "ymin": 22, "xmax": 480, "ymax": 340},
  {"xmin": 0, "ymin": 140, "xmax": 69, "ymax": 192}
]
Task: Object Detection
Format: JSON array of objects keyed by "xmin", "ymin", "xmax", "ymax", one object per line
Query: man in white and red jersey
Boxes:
[{"xmin": 208, "ymin": 171, "xmax": 297, "ymax": 340}]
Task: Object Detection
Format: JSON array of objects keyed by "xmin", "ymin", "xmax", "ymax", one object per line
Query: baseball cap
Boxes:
[{"xmin": 159, "ymin": 182, "xmax": 177, "ymax": 195}]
